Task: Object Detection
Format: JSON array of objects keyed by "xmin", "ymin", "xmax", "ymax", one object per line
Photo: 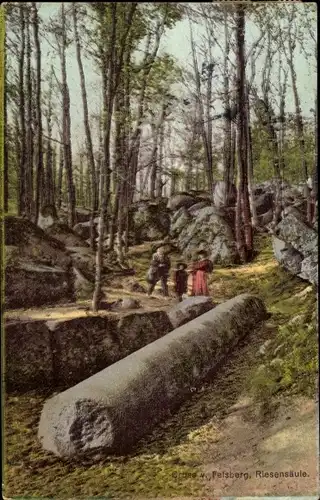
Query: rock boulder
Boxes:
[
  {"xmin": 131, "ymin": 200, "xmax": 170, "ymax": 243},
  {"xmin": 272, "ymin": 237, "xmax": 304, "ymax": 275},
  {"xmin": 176, "ymin": 206, "xmax": 238, "ymax": 265},
  {"xmin": 273, "ymin": 210, "xmax": 318, "ymax": 286},
  {"xmin": 167, "ymin": 193, "xmax": 197, "ymax": 211},
  {"xmin": 5, "ymin": 216, "xmax": 74, "ymax": 309}
]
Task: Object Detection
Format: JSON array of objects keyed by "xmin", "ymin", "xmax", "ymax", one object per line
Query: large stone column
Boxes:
[{"xmin": 38, "ymin": 294, "xmax": 268, "ymax": 460}]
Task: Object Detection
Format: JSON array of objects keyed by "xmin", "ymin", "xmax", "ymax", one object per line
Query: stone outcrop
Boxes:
[
  {"xmin": 73, "ymin": 221, "xmax": 97, "ymax": 241},
  {"xmin": 167, "ymin": 193, "xmax": 198, "ymax": 211},
  {"xmin": 273, "ymin": 209, "xmax": 318, "ymax": 286},
  {"xmin": 275, "ymin": 211, "xmax": 317, "ymax": 257},
  {"xmin": 5, "ymin": 311, "xmax": 173, "ymax": 391},
  {"xmin": 6, "ymin": 263, "xmax": 74, "ymax": 309},
  {"xmin": 255, "ymin": 192, "xmax": 274, "ymax": 216},
  {"xmin": 59, "ymin": 205, "xmax": 93, "ymax": 224},
  {"xmin": 5, "ymin": 320, "xmax": 54, "ymax": 389},
  {"xmin": 37, "ymin": 294, "xmax": 268, "ymax": 459},
  {"xmin": 252, "ymin": 181, "xmax": 311, "ymax": 230},
  {"xmin": 45, "ymin": 222, "xmax": 89, "ymax": 248},
  {"xmin": 73, "ymin": 267, "xmax": 94, "ymax": 300},
  {"xmin": 5, "ymin": 216, "xmax": 75, "ymax": 309},
  {"xmin": 188, "ymin": 200, "xmax": 211, "ymax": 214},
  {"xmin": 272, "ymin": 237, "xmax": 304, "ymax": 276},
  {"xmin": 172, "ymin": 206, "xmax": 238, "ymax": 265},
  {"xmin": 130, "ymin": 200, "xmax": 171, "ymax": 243}
]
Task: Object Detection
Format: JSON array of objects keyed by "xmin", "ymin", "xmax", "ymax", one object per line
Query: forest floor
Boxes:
[{"xmin": 4, "ymin": 236, "xmax": 319, "ymax": 498}]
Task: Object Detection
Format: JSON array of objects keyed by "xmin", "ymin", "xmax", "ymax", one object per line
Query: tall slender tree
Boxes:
[
  {"xmin": 73, "ymin": 2, "xmax": 97, "ymax": 246},
  {"xmin": 235, "ymin": 4, "xmax": 253, "ymax": 262},
  {"xmin": 25, "ymin": 6, "xmax": 34, "ymax": 216},
  {"xmin": 18, "ymin": 4, "xmax": 26, "ymax": 216},
  {"xmin": 31, "ymin": 2, "xmax": 44, "ymax": 223}
]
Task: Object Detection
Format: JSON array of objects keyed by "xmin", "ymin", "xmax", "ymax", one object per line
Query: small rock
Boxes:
[
  {"xmin": 256, "ymin": 364, "xmax": 266, "ymax": 373},
  {"xmin": 270, "ymin": 357, "xmax": 284, "ymax": 368},
  {"xmin": 294, "ymin": 286, "xmax": 313, "ymax": 298},
  {"xmin": 273, "ymin": 343, "xmax": 285, "ymax": 357},
  {"xmin": 121, "ymin": 298, "xmax": 142, "ymax": 310},
  {"xmin": 259, "ymin": 339, "xmax": 272, "ymax": 356},
  {"xmin": 288, "ymin": 314, "xmax": 304, "ymax": 326}
]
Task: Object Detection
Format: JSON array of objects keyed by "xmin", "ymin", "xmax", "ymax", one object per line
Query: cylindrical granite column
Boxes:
[{"xmin": 38, "ymin": 293, "xmax": 268, "ymax": 459}]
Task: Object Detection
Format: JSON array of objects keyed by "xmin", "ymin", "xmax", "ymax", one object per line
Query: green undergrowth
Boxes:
[
  {"xmin": 4, "ymin": 234, "xmax": 317, "ymax": 498},
  {"xmin": 210, "ymin": 235, "xmax": 317, "ymax": 403}
]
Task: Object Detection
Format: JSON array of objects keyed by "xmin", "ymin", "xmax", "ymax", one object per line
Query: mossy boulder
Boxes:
[
  {"xmin": 5, "ymin": 216, "xmax": 75, "ymax": 309},
  {"xmin": 131, "ymin": 200, "xmax": 171, "ymax": 243}
]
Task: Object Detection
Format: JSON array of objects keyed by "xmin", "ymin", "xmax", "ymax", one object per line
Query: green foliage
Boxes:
[
  {"xmin": 252, "ymin": 116, "xmax": 315, "ymax": 183},
  {"xmin": 251, "ymin": 119, "xmax": 315, "ymax": 183},
  {"xmin": 145, "ymin": 54, "xmax": 182, "ymax": 98},
  {"xmin": 250, "ymin": 317, "xmax": 317, "ymax": 401}
]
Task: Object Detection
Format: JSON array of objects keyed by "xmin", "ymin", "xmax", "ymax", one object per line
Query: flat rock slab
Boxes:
[
  {"xmin": 5, "ymin": 264, "xmax": 74, "ymax": 309},
  {"xmin": 6, "ymin": 310, "xmax": 173, "ymax": 392},
  {"xmin": 168, "ymin": 296, "xmax": 215, "ymax": 329},
  {"xmin": 38, "ymin": 294, "xmax": 268, "ymax": 459},
  {"xmin": 5, "ymin": 320, "xmax": 53, "ymax": 391},
  {"xmin": 46, "ymin": 316, "xmax": 120, "ymax": 387}
]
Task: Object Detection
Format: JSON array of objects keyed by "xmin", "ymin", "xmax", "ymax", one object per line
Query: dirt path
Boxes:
[
  {"xmin": 5, "ymin": 280, "xmax": 177, "ymax": 322},
  {"xmin": 200, "ymin": 396, "xmax": 318, "ymax": 496}
]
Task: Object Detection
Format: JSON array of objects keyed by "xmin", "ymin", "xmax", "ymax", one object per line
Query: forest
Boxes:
[
  {"xmin": 3, "ymin": 2, "xmax": 317, "ymax": 303},
  {"xmin": 2, "ymin": 2, "xmax": 318, "ymax": 498}
]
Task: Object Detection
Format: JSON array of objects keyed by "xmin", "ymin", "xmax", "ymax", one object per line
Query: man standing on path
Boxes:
[{"xmin": 147, "ymin": 246, "xmax": 171, "ymax": 297}]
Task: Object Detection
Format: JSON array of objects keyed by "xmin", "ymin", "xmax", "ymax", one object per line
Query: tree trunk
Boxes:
[
  {"xmin": 286, "ymin": 27, "xmax": 310, "ymax": 221},
  {"xmin": 45, "ymin": 67, "xmax": 55, "ymax": 207},
  {"xmin": 222, "ymin": 11, "xmax": 232, "ymax": 206},
  {"xmin": 205, "ymin": 63, "xmax": 214, "ymax": 196},
  {"xmin": 245, "ymin": 84, "xmax": 258, "ymax": 228},
  {"xmin": 156, "ymin": 122, "xmax": 165, "ymax": 198},
  {"xmin": 79, "ymin": 153, "xmax": 84, "ymax": 206},
  {"xmin": 60, "ymin": 3, "xmax": 76, "ymax": 227},
  {"xmin": 73, "ymin": 3, "xmax": 97, "ymax": 211},
  {"xmin": 56, "ymin": 142, "xmax": 64, "ymax": 210},
  {"xmin": 25, "ymin": 7, "xmax": 33, "ymax": 217},
  {"xmin": 31, "ymin": 3, "xmax": 44, "ymax": 224},
  {"xmin": 4, "ymin": 29, "xmax": 9, "ymax": 213},
  {"xmin": 149, "ymin": 123, "xmax": 158, "ymax": 200},
  {"xmin": 109, "ymin": 85, "xmax": 123, "ymax": 251},
  {"xmin": 189, "ymin": 22, "xmax": 214, "ymax": 197},
  {"xmin": 73, "ymin": 2, "xmax": 97, "ymax": 245},
  {"xmin": 52, "ymin": 144, "xmax": 57, "ymax": 197},
  {"xmin": 311, "ymin": 97, "xmax": 317, "ymax": 225},
  {"xmin": 93, "ymin": 3, "xmax": 118, "ymax": 312},
  {"xmin": 235, "ymin": 5, "xmax": 252, "ymax": 262},
  {"xmin": 230, "ymin": 121, "xmax": 236, "ymax": 186},
  {"xmin": 14, "ymin": 114, "xmax": 22, "ymax": 211},
  {"xmin": 18, "ymin": 4, "xmax": 26, "ymax": 216}
]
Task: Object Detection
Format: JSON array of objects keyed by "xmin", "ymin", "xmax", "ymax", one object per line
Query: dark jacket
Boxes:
[
  {"xmin": 149, "ymin": 253, "xmax": 171, "ymax": 279},
  {"xmin": 174, "ymin": 269, "xmax": 188, "ymax": 295}
]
